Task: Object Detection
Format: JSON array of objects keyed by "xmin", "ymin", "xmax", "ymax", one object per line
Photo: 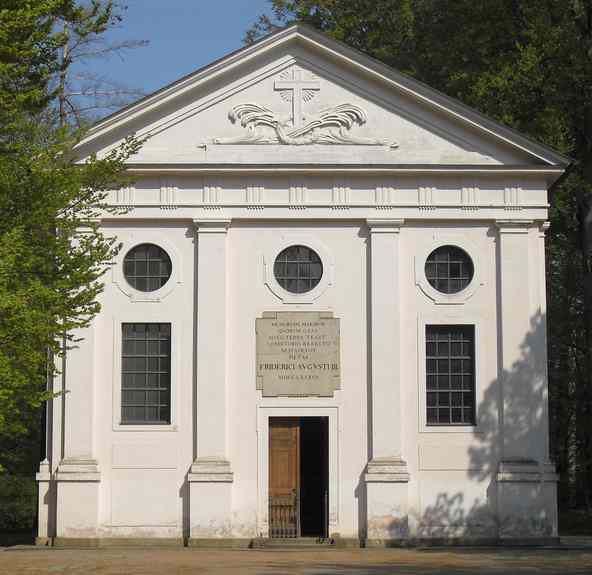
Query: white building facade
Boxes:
[{"xmin": 37, "ymin": 26, "xmax": 568, "ymax": 546}]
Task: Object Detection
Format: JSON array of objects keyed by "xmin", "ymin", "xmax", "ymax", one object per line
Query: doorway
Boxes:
[{"xmin": 268, "ymin": 417, "xmax": 329, "ymax": 538}]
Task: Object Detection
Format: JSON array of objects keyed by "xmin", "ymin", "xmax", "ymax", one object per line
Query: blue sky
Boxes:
[{"xmin": 82, "ymin": 0, "xmax": 273, "ymax": 115}]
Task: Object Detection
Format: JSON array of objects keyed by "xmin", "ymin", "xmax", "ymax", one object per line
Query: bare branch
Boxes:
[
  {"xmin": 71, "ymin": 39, "xmax": 149, "ymax": 61},
  {"xmin": 67, "ymin": 89, "xmax": 144, "ymax": 97},
  {"xmin": 64, "ymin": 96, "xmax": 83, "ymax": 128},
  {"xmin": 48, "ymin": 3, "xmax": 149, "ymax": 126}
]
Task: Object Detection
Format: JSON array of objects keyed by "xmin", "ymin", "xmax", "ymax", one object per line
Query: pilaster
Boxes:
[
  {"xmin": 35, "ymin": 460, "xmax": 52, "ymax": 544},
  {"xmin": 364, "ymin": 218, "xmax": 410, "ymax": 541},
  {"xmin": 494, "ymin": 219, "xmax": 558, "ymax": 539},
  {"xmin": 55, "ymin": 323, "xmax": 101, "ymax": 538},
  {"xmin": 189, "ymin": 218, "xmax": 234, "ymax": 539},
  {"xmin": 36, "ymin": 350, "xmax": 58, "ymax": 542}
]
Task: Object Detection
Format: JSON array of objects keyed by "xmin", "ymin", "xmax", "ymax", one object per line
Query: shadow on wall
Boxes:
[{"xmin": 412, "ymin": 311, "xmax": 555, "ymax": 539}]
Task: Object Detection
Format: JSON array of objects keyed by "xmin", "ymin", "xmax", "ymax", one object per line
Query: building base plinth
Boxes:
[
  {"xmin": 364, "ymin": 457, "xmax": 410, "ymax": 540},
  {"xmin": 188, "ymin": 458, "xmax": 233, "ymax": 539},
  {"xmin": 188, "ymin": 538, "xmax": 252, "ymax": 548},
  {"xmin": 496, "ymin": 459, "xmax": 559, "ymax": 539},
  {"xmin": 55, "ymin": 459, "xmax": 101, "ymax": 538},
  {"xmin": 36, "ymin": 460, "xmax": 53, "ymax": 540},
  {"xmin": 50, "ymin": 537, "xmax": 183, "ymax": 548},
  {"xmin": 363, "ymin": 536, "xmax": 560, "ymax": 547}
]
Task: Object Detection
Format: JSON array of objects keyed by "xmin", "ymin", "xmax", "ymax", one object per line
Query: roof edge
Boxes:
[
  {"xmin": 79, "ymin": 23, "xmax": 571, "ymax": 169},
  {"xmin": 292, "ymin": 25, "xmax": 571, "ymax": 168},
  {"xmin": 80, "ymin": 24, "xmax": 303, "ymax": 140}
]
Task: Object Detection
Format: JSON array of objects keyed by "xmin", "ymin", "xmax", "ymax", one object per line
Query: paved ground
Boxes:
[{"xmin": 1, "ymin": 547, "xmax": 592, "ymax": 575}]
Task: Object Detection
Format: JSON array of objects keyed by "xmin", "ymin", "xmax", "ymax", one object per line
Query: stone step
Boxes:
[{"xmin": 250, "ymin": 537, "xmax": 336, "ymax": 549}]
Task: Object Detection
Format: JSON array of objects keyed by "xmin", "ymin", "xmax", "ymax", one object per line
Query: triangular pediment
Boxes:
[{"xmin": 76, "ymin": 25, "xmax": 569, "ymax": 171}]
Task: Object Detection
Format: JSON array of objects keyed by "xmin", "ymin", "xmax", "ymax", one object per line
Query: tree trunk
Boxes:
[{"xmin": 58, "ymin": 29, "xmax": 69, "ymax": 127}]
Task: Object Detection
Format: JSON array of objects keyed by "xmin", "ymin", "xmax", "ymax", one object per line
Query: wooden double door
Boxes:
[{"xmin": 269, "ymin": 417, "xmax": 329, "ymax": 538}]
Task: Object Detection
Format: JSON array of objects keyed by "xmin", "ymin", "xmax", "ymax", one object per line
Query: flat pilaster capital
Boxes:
[
  {"xmin": 188, "ymin": 457, "xmax": 234, "ymax": 483},
  {"xmin": 495, "ymin": 219, "xmax": 534, "ymax": 234},
  {"xmin": 35, "ymin": 459, "xmax": 52, "ymax": 482},
  {"xmin": 192, "ymin": 218, "xmax": 231, "ymax": 234},
  {"xmin": 366, "ymin": 218, "xmax": 404, "ymax": 234},
  {"xmin": 56, "ymin": 458, "xmax": 101, "ymax": 482},
  {"xmin": 496, "ymin": 458, "xmax": 559, "ymax": 483},
  {"xmin": 77, "ymin": 218, "xmax": 102, "ymax": 231},
  {"xmin": 364, "ymin": 456, "xmax": 410, "ymax": 483}
]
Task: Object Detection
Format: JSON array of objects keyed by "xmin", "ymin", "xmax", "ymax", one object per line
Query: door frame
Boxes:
[{"xmin": 257, "ymin": 406, "xmax": 339, "ymax": 538}]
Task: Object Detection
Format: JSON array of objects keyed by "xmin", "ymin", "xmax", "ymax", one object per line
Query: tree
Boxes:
[
  {"xmin": 249, "ymin": 0, "xmax": 592, "ymax": 509},
  {"xmin": 54, "ymin": 1, "xmax": 147, "ymax": 126},
  {"xmin": 0, "ymin": 0, "xmax": 142, "ymax": 475},
  {"xmin": 0, "ymin": 0, "xmax": 146, "ymax": 130}
]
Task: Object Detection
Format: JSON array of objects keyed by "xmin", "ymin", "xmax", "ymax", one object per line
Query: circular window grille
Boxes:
[
  {"xmin": 425, "ymin": 245, "xmax": 474, "ymax": 294},
  {"xmin": 273, "ymin": 245, "xmax": 323, "ymax": 294},
  {"xmin": 123, "ymin": 243, "xmax": 172, "ymax": 292}
]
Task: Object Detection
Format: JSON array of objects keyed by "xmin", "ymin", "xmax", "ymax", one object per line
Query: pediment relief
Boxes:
[
  {"xmin": 131, "ymin": 60, "xmax": 504, "ymax": 165},
  {"xmin": 216, "ymin": 102, "xmax": 396, "ymax": 147},
  {"xmin": 212, "ymin": 66, "xmax": 397, "ymax": 148}
]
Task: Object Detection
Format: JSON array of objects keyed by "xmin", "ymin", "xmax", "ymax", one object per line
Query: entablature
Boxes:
[{"xmin": 104, "ymin": 167, "xmax": 552, "ymax": 219}]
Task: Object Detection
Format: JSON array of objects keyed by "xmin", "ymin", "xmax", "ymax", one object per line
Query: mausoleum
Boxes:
[{"xmin": 37, "ymin": 25, "xmax": 568, "ymax": 545}]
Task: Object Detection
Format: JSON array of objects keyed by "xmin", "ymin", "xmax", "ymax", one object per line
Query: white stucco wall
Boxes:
[{"xmin": 39, "ymin": 174, "xmax": 558, "ymax": 541}]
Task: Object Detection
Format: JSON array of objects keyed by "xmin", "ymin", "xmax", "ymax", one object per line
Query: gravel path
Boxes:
[{"xmin": 1, "ymin": 547, "xmax": 592, "ymax": 575}]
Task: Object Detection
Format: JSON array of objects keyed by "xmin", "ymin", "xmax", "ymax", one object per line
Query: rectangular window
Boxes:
[
  {"xmin": 426, "ymin": 325, "xmax": 475, "ymax": 426},
  {"xmin": 121, "ymin": 323, "xmax": 171, "ymax": 424}
]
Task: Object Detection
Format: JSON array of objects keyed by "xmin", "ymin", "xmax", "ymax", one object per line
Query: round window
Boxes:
[
  {"xmin": 123, "ymin": 243, "xmax": 172, "ymax": 292},
  {"xmin": 274, "ymin": 245, "xmax": 323, "ymax": 294},
  {"xmin": 425, "ymin": 245, "xmax": 474, "ymax": 294}
]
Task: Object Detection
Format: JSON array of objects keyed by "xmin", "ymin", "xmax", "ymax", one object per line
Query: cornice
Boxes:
[
  {"xmin": 97, "ymin": 207, "xmax": 549, "ymax": 224},
  {"xmin": 293, "ymin": 26, "xmax": 570, "ymax": 167},
  {"xmin": 76, "ymin": 24, "xmax": 569, "ymax": 169},
  {"xmin": 78, "ymin": 28, "xmax": 304, "ymax": 144},
  {"xmin": 124, "ymin": 164, "xmax": 564, "ymax": 177}
]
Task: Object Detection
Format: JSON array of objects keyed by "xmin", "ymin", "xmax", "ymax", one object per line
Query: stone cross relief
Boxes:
[
  {"xmin": 274, "ymin": 66, "xmax": 320, "ymax": 129},
  {"xmin": 211, "ymin": 65, "xmax": 398, "ymax": 147}
]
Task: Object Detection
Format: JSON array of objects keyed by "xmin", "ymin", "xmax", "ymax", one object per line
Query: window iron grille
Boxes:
[
  {"xmin": 121, "ymin": 323, "xmax": 171, "ymax": 424},
  {"xmin": 425, "ymin": 245, "xmax": 474, "ymax": 294},
  {"xmin": 273, "ymin": 245, "xmax": 323, "ymax": 294},
  {"xmin": 123, "ymin": 243, "xmax": 172, "ymax": 292},
  {"xmin": 426, "ymin": 325, "xmax": 475, "ymax": 426}
]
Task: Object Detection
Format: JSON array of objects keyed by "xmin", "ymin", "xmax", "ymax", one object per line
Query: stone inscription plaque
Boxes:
[{"xmin": 256, "ymin": 311, "xmax": 341, "ymax": 397}]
